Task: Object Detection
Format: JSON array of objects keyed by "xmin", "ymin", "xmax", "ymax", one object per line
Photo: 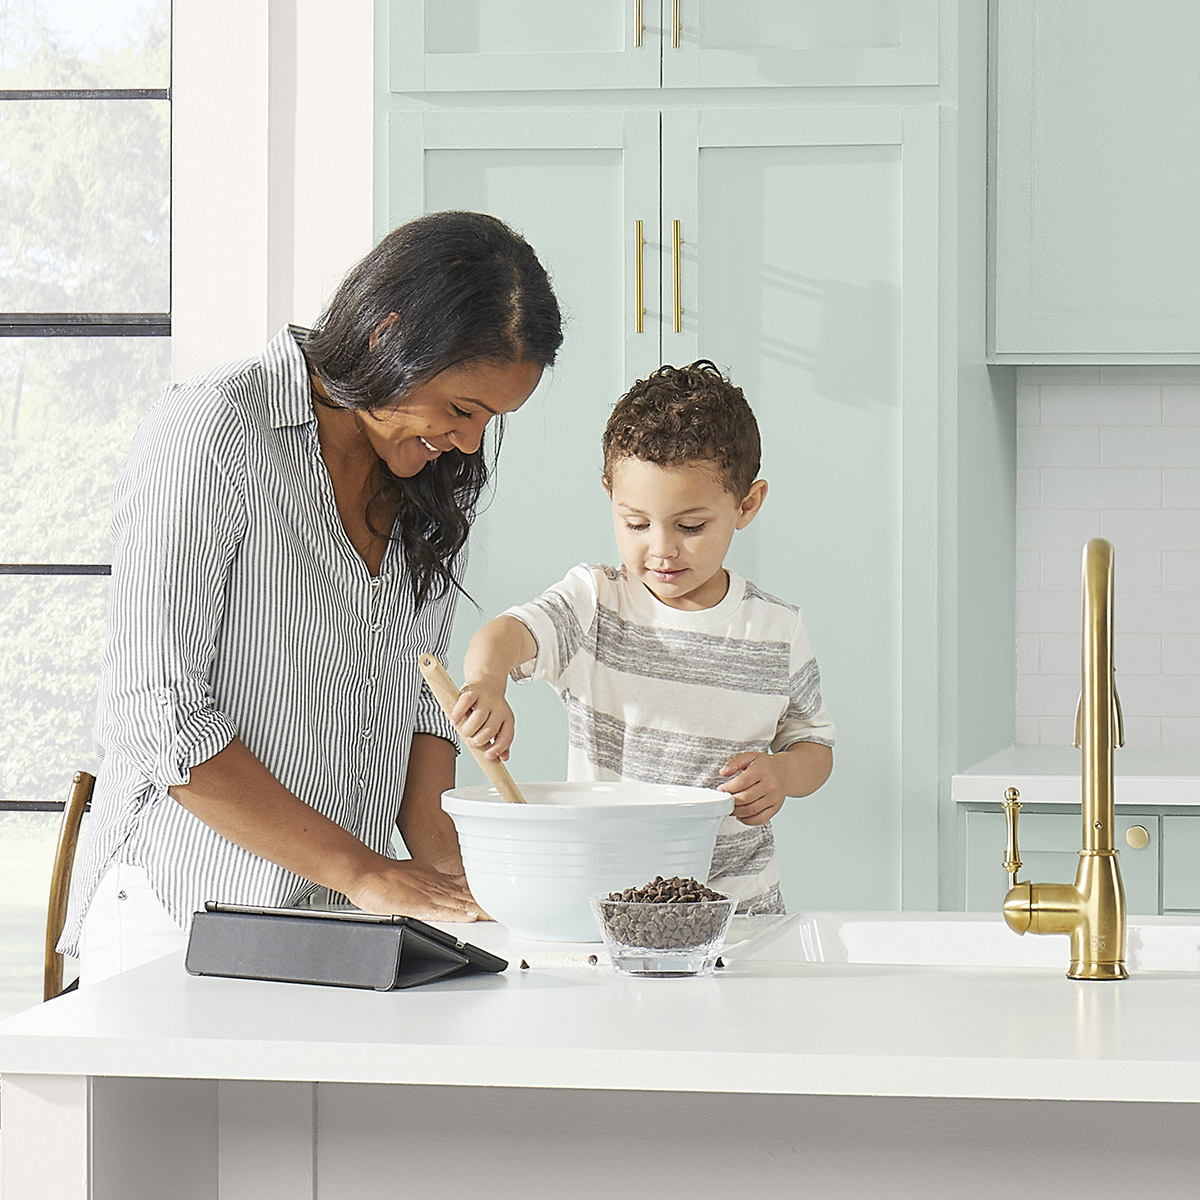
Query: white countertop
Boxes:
[
  {"xmin": 952, "ymin": 745, "xmax": 1200, "ymax": 805},
  {"xmin": 5, "ymin": 917, "xmax": 1200, "ymax": 1105}
]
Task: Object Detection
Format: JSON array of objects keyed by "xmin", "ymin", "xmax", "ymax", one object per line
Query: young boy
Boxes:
[{"xmin": 453, "ymin": 360, "xmax": 835, "ymax": 913}]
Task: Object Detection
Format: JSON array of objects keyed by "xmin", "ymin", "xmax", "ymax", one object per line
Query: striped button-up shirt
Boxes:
[{"xmin": 61, "ymin": 326, "xmax": 460, "ymax": 952}]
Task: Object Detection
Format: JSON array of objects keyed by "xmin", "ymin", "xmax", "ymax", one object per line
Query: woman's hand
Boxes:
[
  {"xmin": 451, "ymin": 680, "xmax": 517, "ymax": 761},
  {"xmin": 347, "ymin": 859, "xmax": 484, "ymax": 922}
]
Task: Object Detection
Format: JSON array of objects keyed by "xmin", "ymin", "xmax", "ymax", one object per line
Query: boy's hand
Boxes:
[
  {"xmin": 451, "ymin": 681, "xmax": 516, "ymax": 761},
  {"xmin": 717, "ymin": 751, "xmax": 787, "ymax": 825}
]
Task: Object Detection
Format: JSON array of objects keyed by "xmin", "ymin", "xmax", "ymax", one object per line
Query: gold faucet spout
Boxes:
[{"xmin": 1001, "ymin": 538, "xmax": 1127, "ymax": 980}]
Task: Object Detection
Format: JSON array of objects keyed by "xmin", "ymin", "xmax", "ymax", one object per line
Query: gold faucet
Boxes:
[{"xmin": 1001, "ymin": 538, "xmax": 1127, "ymax": 980}]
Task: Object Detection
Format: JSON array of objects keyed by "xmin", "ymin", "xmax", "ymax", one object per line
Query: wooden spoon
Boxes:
[{"xmin": 418, "ymin": 653, "xmax": 527, "ymax": 804}]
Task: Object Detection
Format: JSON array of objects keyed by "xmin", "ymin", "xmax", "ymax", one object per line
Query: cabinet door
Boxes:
[
  {"xmin": 662, "ymin": 0, "xmax": 939, "ymax": 88},
  {"xmin": 965, "ymin": 810, "xmax": 1160, "ymax": 915},
  {"xmin": 1162, "ymin": 815, "xmax": 1200, "ymax": 912},
  {"xmin": 659, "ymin": 105, "xmax": 939, "ymax": 907},
  {"xmin": 386, "ymin": 108, "xmax": 661, "ymax": 782},
  {"xmin": 991, "ymin": 0, "xmax": 1200, "ymax": 361},
  {"xmin": 387, "ymin": 0, "xmax": 661, "ymax": 92}
]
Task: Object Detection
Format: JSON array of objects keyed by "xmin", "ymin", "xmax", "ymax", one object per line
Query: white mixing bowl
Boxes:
[{"xmin": 441, "ymin": 781, "xmax": 733, "ymax": 941}]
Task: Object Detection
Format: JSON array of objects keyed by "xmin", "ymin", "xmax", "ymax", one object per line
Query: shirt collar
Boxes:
[{"xmin": 265, "ymin": 324, "xmax": 320, "ymax": 430}]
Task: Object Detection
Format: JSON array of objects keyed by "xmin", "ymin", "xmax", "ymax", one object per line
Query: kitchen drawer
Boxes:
[
  {"xmin": 1162, "ymin": 816, "xmax": 1200, "ymax": 912},
  {"xmin": 964, "ymin": 810, "xmax": 1159, "ymax": 915}
]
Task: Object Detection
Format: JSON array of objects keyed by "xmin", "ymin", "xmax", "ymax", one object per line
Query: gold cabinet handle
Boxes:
[
  {"xmin": 672, "ymin": 218, "xmax": 682, "ymax": 333},
  {"xmin": 634, "ymin": 0, "xmax": 644, "ymax": 48},
  {"xmin": 635, "ymin": 219, "xmax": 645, "ymax": 333},
  {"xmin": 1125, "ymin": 824, "xmax": 1150, "ymax": 850},
  {"xmin": 672, "ymin": 0, "xmax": 681, "ymax": 48}
]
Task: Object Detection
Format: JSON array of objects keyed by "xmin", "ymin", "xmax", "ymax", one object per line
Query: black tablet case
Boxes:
[{"xmin": 185, "ymin": 905, "xmax": 507, "ymax": 990}]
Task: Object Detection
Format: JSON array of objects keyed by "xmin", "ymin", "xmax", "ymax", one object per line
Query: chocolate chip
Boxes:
[{"xmin": 519, "ymin": 959, "xmax": 529, "ymax": 970}]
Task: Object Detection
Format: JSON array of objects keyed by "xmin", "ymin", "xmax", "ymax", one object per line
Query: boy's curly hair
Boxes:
[{"xmin": 602, "ymin": 360, "xmax": 761, "ymax": 498}]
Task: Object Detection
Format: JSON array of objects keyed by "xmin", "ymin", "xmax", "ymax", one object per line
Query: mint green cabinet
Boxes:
[
  {"xmin": 964, "ymin": 809, "xmax": 1160, "ymax": 915},
  {"xmin": 990, "ymin": 0, "xmax": 1200, "ymax": 362},
  {"xmin": 379, "ymin": 4, "xmax": 1013, "ymax": 913},
  {"xmin": 1162, "ymin": 816, "xmax": 1200, "ymax": 912},
  {"xmin": 388, "ymin": 0, "xmax": 939, "ymax": 92}
]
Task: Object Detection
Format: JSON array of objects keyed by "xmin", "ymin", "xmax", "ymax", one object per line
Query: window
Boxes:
[{"xmin": 0, "ymin": 0, "xmax": 172, "ymax": 1017}]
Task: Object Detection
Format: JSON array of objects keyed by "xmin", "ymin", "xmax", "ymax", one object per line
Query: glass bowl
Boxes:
[{"xmin": 589, "ymin": 893, "xmax": 737, "ymax": 976}]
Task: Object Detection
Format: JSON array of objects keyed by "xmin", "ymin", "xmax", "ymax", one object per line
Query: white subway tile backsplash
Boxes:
[
  {"xmin": 1118, "ymin": 673, "xmax": 1200, "ymax": 719},
  {"xmin": 1016, "ymin": 384, "xmax": 1041, "ymax": 426},
  {"xmin": 1163, "ymin": 718, "xmax": 1200, "ymax": 748},
  {"xmin": 1042, "ymin": 467, "xmax": 1160, "ymax": 510},
  {"xmin": 1115, "ymin": 592, "xmax": 1200, "ymax": 635},
  {"xmin": 1164, "ymin": 634, "xmax": 1200, "ymax": 675},
  {"xmin": 1016, "ymin": 507, "xmax": 1100, "ymax": 551},
  {"xmin": 1016, "ymin": 590, "xmax": 1079, "ymax": 635},
  {"xmin": 1121, "ymin": 716, "xmax": 1164, "ymax": 749},
  {"xmin": 1040, "ymin": 385, "xmax": 1161, "ymax": 427},
  {"xmin": 1016, "ymin": 633, "xmax": 1040, "ymax": 675},
  {"xmin": 1017, "ymin": 672, "xmax": 1079, "ymax": 717},
  {"xmin": 1038, "ymin": 633, "xmax": 1077, "ymax": 675},
  {"xmin": 1015, "ymin": 370, "xmax": 1200, "ymax": 748},
  {"xmin": 1115, "ymin": 633, "xmax": 1163, "ymax": 675},
  {"xmin": 1102, "ymin": 426, "xmax": 1200, "ymax": 468},
  {"xmin": 1015, "ymin": 468, "xmax": 1040, "ymax": 509},
  {"xmin": 1039, "ymin": 716, "xmax": 1077, "ymax": 746},
  {"xmin": 1164, "ymin": 469, "xmax": 1200, "ymax": 508},
  {"xmin": 1101, "ymin": 509, "xmax": 1200, "ymax": 552},
  {"xmin": 1163, "ymin": 386, "xmax": 1200, "ymax": 423},
  {"xmin": 1164, "ymin": 551, "xmax": 1200, "ymax": 592},
  {"xmin": 1015, "ymin": 715, "xmax": 1042, "ymax": 744},
  {"xmin": 1016, "ymin": 550, "xmax": 1040, "ymax": 591},
  {"xmin": 1016, "ymin": 425, "xmax": 1099, "ymax": 468}
]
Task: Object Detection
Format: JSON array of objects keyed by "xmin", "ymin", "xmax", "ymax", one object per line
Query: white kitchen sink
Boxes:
[{"xmin": 725, "ymin": 910, "xmax": 1200, "ymax": 972}]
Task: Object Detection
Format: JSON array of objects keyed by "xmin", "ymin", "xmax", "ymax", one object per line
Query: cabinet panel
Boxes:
[
  {"xmin": 659, "ymin": 105, "xmax": 939, "ymax": 907},
  {"xmin": 385, "ymin": 108, "xmax": 661, "ymax": 782},
  {"xmin": 1162, "ymin": 816, "xmax": 1200, "ymax": 912},
  {"xmin": 965, "ymin": 810, "xmax": 1160, "ymax": 915},
  {"xmin": 389, "ymin": 0, "xmax": 939, "ymax": 92},
  {"xmin": 663, "ymin": 0, "xmax": 939, "ymax": 88},
  {"xmin": 991, "ymin": 0, "xmax": 1200, "ymax": 361},
  {"xmin": 388, "ymin": 1, "xmax": 659, "ymax": 92}
]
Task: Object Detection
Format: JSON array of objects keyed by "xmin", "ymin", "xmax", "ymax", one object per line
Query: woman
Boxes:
[{"xmin": 63, "ymin": 212, "xmax": 563, "ymax": 983}]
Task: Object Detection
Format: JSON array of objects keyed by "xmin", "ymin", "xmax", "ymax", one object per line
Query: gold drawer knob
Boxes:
[{"xmin": 1125, "ymin": 824, "xmax": 1150, "ymax": 850}]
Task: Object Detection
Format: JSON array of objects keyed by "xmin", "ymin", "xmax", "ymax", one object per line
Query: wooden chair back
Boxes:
[{"xmin": 44, "ymin": 770, "xmax": 94, "ymax": 1001}]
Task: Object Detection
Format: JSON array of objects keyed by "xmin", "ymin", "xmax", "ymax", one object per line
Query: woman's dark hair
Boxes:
[
  {"xmin": 603, "ymin": 360, "xmax": 761, "ymax": 498},
  {"xmin": 304, "ymin": 211, "xmax": 563, "ymax": 603}
]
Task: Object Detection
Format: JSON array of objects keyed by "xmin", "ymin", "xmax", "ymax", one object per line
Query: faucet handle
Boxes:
[{"xmin": 1002, "ymin": 786, "xmax": 1022, "ymax": 888}]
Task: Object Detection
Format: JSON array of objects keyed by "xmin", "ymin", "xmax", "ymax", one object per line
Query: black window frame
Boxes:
[{"xmin": 1, "ymin": 62, "xmax": 172, "ymax": 810}]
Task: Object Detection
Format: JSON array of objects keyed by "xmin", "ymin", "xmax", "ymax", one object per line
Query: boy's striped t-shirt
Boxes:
[{"xmin": 505, "ymin": 563, "xmax": 835, "ymax": 913}]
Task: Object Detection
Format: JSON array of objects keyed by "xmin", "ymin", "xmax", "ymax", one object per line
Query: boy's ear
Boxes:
[
  {"xmin": 735, "ymin": 479, "xmax": 768, "ymax": 529},
  {"xmin": 601, "ymin": 473, "xmax": 612, "ymax": 498}
]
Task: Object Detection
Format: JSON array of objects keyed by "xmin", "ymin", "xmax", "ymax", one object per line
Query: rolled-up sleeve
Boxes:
[
  {"xmin": 96, "ymin": 382, "xmax": 248, "ymax": 788},
  {"xmin": 411, "ymin": 546, "xmax": 465, "ymax": 748}
]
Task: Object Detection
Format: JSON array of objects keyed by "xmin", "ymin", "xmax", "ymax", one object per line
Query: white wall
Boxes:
[
  {"xmin": 171, "ymin": 0, "xmax": 375, "ymax": 379},
  {"xmin": 1016, "ymin": 366, "xmax": 1200, "ymax": 748}
]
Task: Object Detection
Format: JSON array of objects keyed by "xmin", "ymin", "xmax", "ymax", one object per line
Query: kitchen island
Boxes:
[{"xmin": 4, "ymin": 917, "xmax": 1200, "ymax": 1199}]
